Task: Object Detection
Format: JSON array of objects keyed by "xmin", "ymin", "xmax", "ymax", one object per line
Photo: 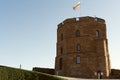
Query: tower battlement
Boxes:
[{"xmin": 58, "ymin": 16, "xmax": 105, "ymax": 27}]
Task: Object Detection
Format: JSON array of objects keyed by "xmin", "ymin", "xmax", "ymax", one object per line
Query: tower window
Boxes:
[
  {"xmin": 76, "ymin": 56, "xmax": 80, "ymax": 64},
  {"xmin": 61, "ymin": 34, "xmax": 63, "ymax": 41},
  {"xmin": 76, "ymin": 44, "xmax": 80, "ymax": 51},
  {"xmin": 59, "ymin": 58, "xmax": 62, "ymax": 70},
  {"xmin": 76, "ymin": 30, "xmax": 80, "ymax": 37},
  {"xmin": 61, "ymin": 47, "xmax": 63, "ymax": 54},
  {"xmin": 96, "ymin": 30, "xmax": 99, "ymax": 38}
]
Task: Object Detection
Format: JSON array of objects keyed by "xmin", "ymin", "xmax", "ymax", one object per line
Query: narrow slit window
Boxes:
[
  {"xmin": 76, "ymin": 56, "xmax": 80, "ymax": 64},
  {"xmin": 61, "ymin": 34, "xmax": 63, "ymax": 40},
  {"xmin": 96, "ymin": 30, "xmax": 99, "ymax": 38},
  {"xmin": 77, "ymin": 44, "xmax": 80, "ymax": 51},
  {"xmin": 61, "ymin": 47, "xmax": 63, "ymax": 54},
  {"xmin": 76, "ymin": 30, "xmax": 80, "ymax": 37},
  {"xmin": 59, "ymin": 58, "xmax": 62, "ymax": 70}
]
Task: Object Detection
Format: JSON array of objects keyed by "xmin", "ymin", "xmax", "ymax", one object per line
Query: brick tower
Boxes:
[{"xmin": 55, "ymin": 16, "xmax": 111, "ymax": 78}]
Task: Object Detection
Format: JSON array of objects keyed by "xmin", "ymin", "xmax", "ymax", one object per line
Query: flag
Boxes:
[{"xmin": 73, "ymin": 2, "xmax": 80, "ymax": 10}]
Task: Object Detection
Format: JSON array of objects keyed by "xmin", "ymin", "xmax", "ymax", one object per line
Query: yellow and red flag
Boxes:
[{"xmin": 73, "ymin": 2, "xmax": 80, "ymax": 10}]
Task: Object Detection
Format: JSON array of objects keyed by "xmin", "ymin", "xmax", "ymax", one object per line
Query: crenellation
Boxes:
[
  {"xmin": 58, "ymin": 16, "xmax": 105, "ymax": 26},
  {"xmin": 63, "ymin": 18, "xmax": 76, "ymax": 24}
]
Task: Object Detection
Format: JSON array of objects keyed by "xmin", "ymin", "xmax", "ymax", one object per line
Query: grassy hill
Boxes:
[{"xmin": 0, "ymin": 65, "xmax": 66, "ymax": 80}]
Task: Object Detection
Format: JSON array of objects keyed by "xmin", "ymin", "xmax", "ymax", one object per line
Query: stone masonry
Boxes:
[{"xmin": 55, "ymin": 16, "xmax": 111, "ymax": 79}]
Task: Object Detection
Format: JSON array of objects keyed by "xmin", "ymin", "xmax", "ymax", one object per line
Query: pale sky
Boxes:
[{"xmin": 0, "ymin": 0, "xmax": 120, "ymax": 70}]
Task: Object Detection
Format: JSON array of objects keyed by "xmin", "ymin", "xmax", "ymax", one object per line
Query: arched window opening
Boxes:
[
  {"xmin": 59, "ymin": 58, "xmax": 62, "ymax": 70},
  {"xmin": 76, "ymin": 56, "xmax": 80, "ymax": 64},
  {"xmin": 76, "ymin": 30, "xmax": 80, "ymax": 37},
  {"xmin": 96, "ymin": 30, "xmax": 99, "ymax": 38},
  {"xmin": 76, "ymin": 44, "xmax": 80, "ymax": 51}
]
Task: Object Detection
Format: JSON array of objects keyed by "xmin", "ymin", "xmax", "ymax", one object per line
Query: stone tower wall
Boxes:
[{"xmin": 55, "ymin": 16, "xmax": 111, "ymax": 78}]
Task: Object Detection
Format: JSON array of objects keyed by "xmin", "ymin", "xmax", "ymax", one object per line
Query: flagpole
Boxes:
[
  {"xmin": 73, "ymin": 1, "xmax": 81, "ymax": 17},
  {"xmin": 79, "ymin": 0, "xmax": 81, "ymax": 17}
]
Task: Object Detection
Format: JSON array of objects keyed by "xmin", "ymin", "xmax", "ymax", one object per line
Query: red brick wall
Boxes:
[{"xmin": 55, "ymin": 16, "xmax": 111, "ymax": 78}]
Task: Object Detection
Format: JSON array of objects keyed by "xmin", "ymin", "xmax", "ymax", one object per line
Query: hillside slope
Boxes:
[{"xmin": 0, "ymin": 65, "xmax": 66, "ymax": 80}]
